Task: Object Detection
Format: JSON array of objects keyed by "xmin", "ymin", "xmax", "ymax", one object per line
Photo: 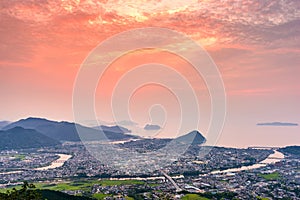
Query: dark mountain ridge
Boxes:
[
  {"xmin": 3, "ymin": 117, "xmax": 138, "ymax": 142},
  {"xmin": 0, "ymin": 127, "xmax": 61, "ymax": 150}
]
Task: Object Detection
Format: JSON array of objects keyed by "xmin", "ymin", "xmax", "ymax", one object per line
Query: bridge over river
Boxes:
[{"xmin": 160, "ymin": 170, "xmax": 182, "ymax": 192}]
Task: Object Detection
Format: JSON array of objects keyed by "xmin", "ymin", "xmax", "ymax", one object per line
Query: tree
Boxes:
[{"xmin": 0, "ymin": 181, "xmax": 42, "ymax": 200}]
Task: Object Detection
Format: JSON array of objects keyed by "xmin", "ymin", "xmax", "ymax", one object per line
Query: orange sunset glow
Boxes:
[{"xmin": 1, "ymin": 0, "xmax": 299, "ymax": 147}]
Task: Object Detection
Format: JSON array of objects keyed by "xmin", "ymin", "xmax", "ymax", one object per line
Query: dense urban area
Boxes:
[{"xmin": 0, "ymin": 141, "xmax": 299, "ymax": 200}]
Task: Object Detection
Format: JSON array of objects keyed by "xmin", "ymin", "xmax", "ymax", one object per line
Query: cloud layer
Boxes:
[{"xmin": 0, "ymin": 0, "xmax": 299, "ymax": 138}]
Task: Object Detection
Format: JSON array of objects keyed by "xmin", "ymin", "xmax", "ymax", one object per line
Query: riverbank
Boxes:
[
  {"xmin": 211, "ymin": 150, "xmax": 284, "ymax": 174},
  {"xmin": 0, "ymin": 153, "xmax": 72, "ymax": 175},
  {"xmin": 35, "ymin": 154, "xmax": 72, "ymax": 171}
]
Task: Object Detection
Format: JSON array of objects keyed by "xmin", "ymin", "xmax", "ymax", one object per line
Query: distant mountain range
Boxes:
[
  {"xmin": 2, "ymin": 117, "xmax": 138, "ymax": 142},
  {"xmin": 0, "ymin": 117, "xmax": 206, "ymax": 150},
  {"xmin": 93, "ymin": 125, "xmax": 131, "ymax": 134},
  {"xmin": 0, "ymin": 127, "xmax": 61, "ymax": 150}
]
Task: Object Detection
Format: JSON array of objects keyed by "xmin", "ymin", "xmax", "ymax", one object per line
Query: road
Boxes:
[{"xmin": 160, "ymin": 170, "xmax": 182, "ymax": 192}]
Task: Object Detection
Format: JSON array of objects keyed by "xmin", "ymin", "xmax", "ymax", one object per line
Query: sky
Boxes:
[{"xmin": 0, "ymin": 0, "xmax": 299, "ymax": 147}]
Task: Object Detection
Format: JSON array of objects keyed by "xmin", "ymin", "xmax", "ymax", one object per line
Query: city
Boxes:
[
  {"xmin": 1, "ymin": 0, "xmax": 300, "ymax": 199},
  {"xmin": 0, "ymin": 140, "xmax": 299, "ymax": 199}
]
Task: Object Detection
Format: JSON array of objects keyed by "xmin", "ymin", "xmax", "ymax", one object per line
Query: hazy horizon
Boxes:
[{"xmin": 1, "ymin": 115, "xmax": 299, "ymax": 148}]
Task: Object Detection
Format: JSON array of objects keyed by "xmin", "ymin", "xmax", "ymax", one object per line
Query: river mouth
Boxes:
[
  {"xmin": 211, "ymin": 150, "xmax": 284, "ymax": 174},
  {"xmin": 0, "ymin": 149, "xmax": 285, "ymax": 176}
]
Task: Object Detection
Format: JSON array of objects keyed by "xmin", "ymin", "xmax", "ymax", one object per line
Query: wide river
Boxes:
[
  {"xmin": 0, "ymin": 154, "xmax": 72, "ymax": 175},
  {"xmin": 110, "ymin": 150, "xmax": 285, "ymax": 181},
  {"xmin": 35, "ymin": 154, "xmax": 72, "ymax": 171},
  {"xmin": 0, "ymin": 150, "xmax": 284, "ymax": 177},
  {"xmin": 211, "ymin": 150, "xmax": 285, "ymax": 174}
]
